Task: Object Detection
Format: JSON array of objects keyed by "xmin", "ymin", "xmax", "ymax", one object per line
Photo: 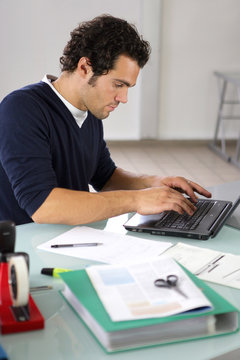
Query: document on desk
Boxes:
[
  {"xmin": 164, "ymin": 243, "xmax": 240, "ymax": 289},
  {"xmin": 37, "ymin": 226, "xmax": 173, "ymax": 264}
]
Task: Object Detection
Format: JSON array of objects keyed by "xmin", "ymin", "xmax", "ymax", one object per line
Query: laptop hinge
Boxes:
[{"xmin": 210, "ymin": 203, "xmax": 234, "ymax": 238}]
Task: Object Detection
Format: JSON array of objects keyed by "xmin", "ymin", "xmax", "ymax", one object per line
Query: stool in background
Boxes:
[{"xmin": 209, "ymin": 71, "xmax": 240, "ymax": 168}]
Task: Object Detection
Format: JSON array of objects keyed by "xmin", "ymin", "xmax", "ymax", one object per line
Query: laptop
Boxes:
[{"xmin": 124, "ymin": 196, "xmax": 240, "ymax": 240}]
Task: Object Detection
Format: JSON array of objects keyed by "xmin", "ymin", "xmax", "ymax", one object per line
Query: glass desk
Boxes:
[{"xmin": 1, "ymin": 212, "xmax": 240, "ymax": 360}]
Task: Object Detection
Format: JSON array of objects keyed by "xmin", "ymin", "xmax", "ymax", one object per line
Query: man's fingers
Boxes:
[
  {"xmin": 136, "ymin": 176, "xmax": 212, "ymax": 217},
  {"xmin": 156, "ymin": 186, "xmax": 197, "ymax": 215},
  {"xmin": 170, "ymin": 177, "xmax": 212, "ymax": 202},
  {"xmin": 187, "ymin": 180, "xmax": 212, "ymax": 198},
  {"xmin": 169, "ymin": 192, "xmax": 196, "ymax": 215}
]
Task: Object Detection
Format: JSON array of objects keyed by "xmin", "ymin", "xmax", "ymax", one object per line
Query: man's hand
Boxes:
[
  {"xmin": 134, "ymin": 185, "xmax": 199, "ymax": 216},
  {"xmin": 133, "ymin": 175, "xmax": 212, "ymax": 216},
  {"xmin": 103, "ymin": 169, "xmax": 212, "ymax": 217},
  {"xmin": 153, "ymin": 176, "xmax": 212, "ymax": 202}
]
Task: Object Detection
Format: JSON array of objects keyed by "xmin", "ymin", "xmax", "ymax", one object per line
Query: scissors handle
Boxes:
[
  {"xmin": 154, "ymin": 278, "xmax": 168, "ymax": 287},
  {"xmin": 154, "ymin": 275, "xmax": 188, "ymax": 299},
  {"xmin": 154, "ymin": 275, "xmax": 178, "ymax": 288},
  {"xmin": 166, "ymin": 274, "xmax": 178, "ymax": 286}
]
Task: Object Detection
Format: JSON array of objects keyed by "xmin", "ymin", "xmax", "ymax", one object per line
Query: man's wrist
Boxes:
[{"xmin": 140, "ymin": 175, "xmax": 164, "ymax": 189}]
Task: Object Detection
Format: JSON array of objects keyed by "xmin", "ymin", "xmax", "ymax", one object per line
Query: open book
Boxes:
[
  {"xmin": 86, "ymin": 256, "xmax": 213, "ymax": 320},
  {"xmin": 60, "ymin": 256, "xmax": 239, "ymax": 353}
]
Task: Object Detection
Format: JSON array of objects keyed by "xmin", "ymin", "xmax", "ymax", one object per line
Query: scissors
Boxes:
[{"xmin": 154, "ymin": 274, "xmax": 188, "ymax": 299}]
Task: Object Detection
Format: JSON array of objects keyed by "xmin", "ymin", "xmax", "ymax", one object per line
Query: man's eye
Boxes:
[{"xmin": 115, "ymin": 83, "xmax": 124, "ymax": 88}]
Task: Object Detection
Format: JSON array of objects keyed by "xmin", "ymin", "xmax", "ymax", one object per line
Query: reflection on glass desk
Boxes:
[
  {"xmin": 1, "ymin": 209, "xmax": 240, "ymax": 360},
  {"xmin": 212, "ymin": 347, "xmax": 240, "ymax": 360}
]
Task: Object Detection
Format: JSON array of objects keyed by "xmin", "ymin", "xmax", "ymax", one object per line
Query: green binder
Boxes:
[{"xmin": 60, "ymin": 268, "xmax": 239, "ymax": 353}]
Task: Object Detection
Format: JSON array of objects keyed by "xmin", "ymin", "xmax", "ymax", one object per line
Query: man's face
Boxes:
[{"xmin": 81, "ymin": 54, "xmax": 140, "ymax": 119}]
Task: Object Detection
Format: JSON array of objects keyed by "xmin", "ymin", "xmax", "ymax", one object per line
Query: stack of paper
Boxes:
[{"xmin": 164, "ymin": 242, "xmax": 240, "ymax": 289}]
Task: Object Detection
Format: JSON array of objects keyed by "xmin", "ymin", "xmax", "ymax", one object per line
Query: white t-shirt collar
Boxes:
[{"xmin": 42, "ymin": 74, "xmax": 88, "ymax": 128}]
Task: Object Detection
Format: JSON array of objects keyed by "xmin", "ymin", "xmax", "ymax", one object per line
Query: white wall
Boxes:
[
  {"xmin": 159, "ymin": 0, "xmax": 240, "ymax": 140},
  {"xmin": 0, "ymin": 0, "xmax": 161, "ymax": 140},
  {"xmin": 1, "ymin": 0, "xmax": 239, "ymax": 141}
]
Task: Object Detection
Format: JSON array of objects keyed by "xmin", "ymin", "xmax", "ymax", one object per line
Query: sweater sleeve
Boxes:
[{"xmin": 0, "ymin": 91, "xmax": 57, "ymax": 217}]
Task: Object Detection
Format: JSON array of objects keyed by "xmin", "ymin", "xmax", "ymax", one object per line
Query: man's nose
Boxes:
[{"xmin": 115, "ymin": 88, "xmax": 128, "ymax": 104}]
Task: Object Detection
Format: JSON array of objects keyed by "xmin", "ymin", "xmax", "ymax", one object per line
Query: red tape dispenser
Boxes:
[{"xmin": 0, "ymin": 220, "xmax": 44, "ymax": 334}]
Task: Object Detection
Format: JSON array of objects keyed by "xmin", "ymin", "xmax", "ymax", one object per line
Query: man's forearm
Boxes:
[
  {"xmin": 32, "ymin": 171, "xmax": 211, "ymax": 226},
  {"xmin": 32, "ymin": 187, "xmax": 137, "ymax": 225},
  {"xmin": 102, "ymin": 167, "xmax": 158, "ymax": 191},
  {"xmin": 32, "ymin": 167, "xmax": 156, "ymax": 225}
]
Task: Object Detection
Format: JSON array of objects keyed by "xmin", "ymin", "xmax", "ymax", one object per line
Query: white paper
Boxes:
[
  {"xmin": 37, "ymin": 226, "xmax": 173, "ymax": 264},
  {"xmin": 164, "ymin": 242, "xmax": 240, "ymax": 289},
  {"xmin": 87, "ymin": 256, "xmax": 212, "ymax": 321}
]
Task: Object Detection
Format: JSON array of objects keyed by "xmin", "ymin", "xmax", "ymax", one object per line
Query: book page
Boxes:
[{"xmin": 87, "ymin": 256, "xmax": 212, "ymax": 321}]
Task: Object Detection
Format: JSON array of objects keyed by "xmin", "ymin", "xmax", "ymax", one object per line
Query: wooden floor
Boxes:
[{"xmin": 107, "ymin": 140, "xmax": 240, "ymax": 188}]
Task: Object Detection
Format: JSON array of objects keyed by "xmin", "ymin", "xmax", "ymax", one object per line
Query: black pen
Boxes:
[
  {"xmin": 51, "ymin": 242, "xmax": 103, "ymax": 248},
  {"xmin": 212, "ymin": 255, "xmax": 225, "ymax": 264}
]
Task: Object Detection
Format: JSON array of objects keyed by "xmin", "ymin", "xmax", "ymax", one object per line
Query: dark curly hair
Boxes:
[{"xmin": 60, "ymin": 14, "xmax": 151, "ymax": 75}]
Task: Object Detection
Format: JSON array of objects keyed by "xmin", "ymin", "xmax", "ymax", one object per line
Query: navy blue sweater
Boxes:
[{"xmin": 0, "ymin": 81, "xmax": 116, "ymax": 225}]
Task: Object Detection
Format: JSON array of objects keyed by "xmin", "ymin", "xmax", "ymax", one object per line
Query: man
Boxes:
[{"xmin": 0, "ymin": 15, "xmax": 211, "ymax": 226}]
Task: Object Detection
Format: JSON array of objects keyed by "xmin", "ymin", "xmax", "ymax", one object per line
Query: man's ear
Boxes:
[{"xmin": 77, "ymin": 57, "xmax": 93, "ymax": 78}]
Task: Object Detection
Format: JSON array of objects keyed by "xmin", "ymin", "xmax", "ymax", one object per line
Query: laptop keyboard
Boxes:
[{"xmin": 155, "ymin": 200, "xmax": 215, "ymax": 230}]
